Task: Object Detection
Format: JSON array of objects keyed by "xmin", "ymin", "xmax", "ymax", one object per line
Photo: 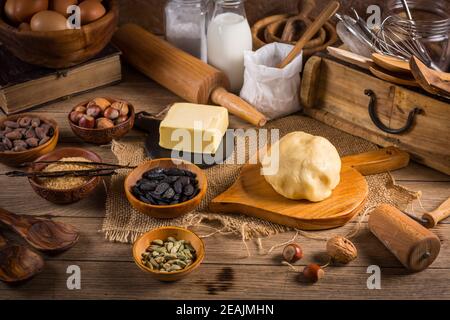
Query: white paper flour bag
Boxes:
[{"xmin": 240, "ymin": 43, "xmax": 303, "ymax": 120}]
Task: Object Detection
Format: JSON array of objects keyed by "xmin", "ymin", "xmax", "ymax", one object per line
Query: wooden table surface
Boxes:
[{"xmin": 1, "ymin": 67, "xmax": 449, "ymax": 300}]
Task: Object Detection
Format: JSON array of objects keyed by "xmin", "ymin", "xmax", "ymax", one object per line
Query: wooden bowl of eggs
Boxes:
[{"xmin": 0, "ymin": 0, "xmax": 118, "ymax": 68}]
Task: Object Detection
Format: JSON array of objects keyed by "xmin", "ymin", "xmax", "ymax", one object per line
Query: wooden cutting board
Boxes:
[{"xmin": 210, "ymin": 147, "xmax": 410, "ymax": 230}]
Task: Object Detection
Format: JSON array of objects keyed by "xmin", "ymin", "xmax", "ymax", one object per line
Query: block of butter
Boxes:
[{"xmin": 159, "ymin": 103, "xmax": 229, "ymax": 154}]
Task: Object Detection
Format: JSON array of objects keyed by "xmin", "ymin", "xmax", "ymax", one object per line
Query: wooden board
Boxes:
[
  {"xmin": 211, "ymin": 148, "xmax": 410, "ymax": 230},
  {"xmin": 211, "ymin": 164, "xmax": 368, "ymax": 230}
]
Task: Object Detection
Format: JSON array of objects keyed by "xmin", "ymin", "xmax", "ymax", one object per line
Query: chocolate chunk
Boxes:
[
  {"xmin": 139, "ymin": 181, "xmax": 157, "ymax": 192},
  {"xmin": 162, "ymin": 188, "xmax": 175, "ymax": 199},
  {"xmin": 154, "ymin": 182, "xmax": 170, "ymax": 195},
  {"xmin": 183, "ymin": 185, "xmax": 195, "ymax": 196},
  {"xmin": 165, "ymin": 168, "xmax": 185, "ymax": 176}
]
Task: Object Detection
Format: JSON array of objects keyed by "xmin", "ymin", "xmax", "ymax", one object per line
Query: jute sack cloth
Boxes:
[{"xmin": 102, "ymin": 114, "xmax": 418, "ymax": 243}]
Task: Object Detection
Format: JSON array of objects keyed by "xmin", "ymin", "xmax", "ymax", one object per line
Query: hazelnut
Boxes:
[
  {"xmin": 18, "ymin": 117, "xmax": 32, "ymax": 128},
  {"xmin": 111, "ymin": 101, "xmax": 129, "ymax": 116},
  {"xmin": 5, "ymin": 130, "xmax": 23, "ymax": 140},
  {"xmin": 2, "ymin": 137, "xmax": 12, "ymax": 149},
  {"xmin": 282, "ymin": 244, "xmax": 303, "ymax": 263},
  {"xmin": 26, "ymin": 138, "xmax": 39, "ymax": 148},
  {"xmin": 86, "ymin": 105, "xmax": 102, "ymax": 118},
  {"xmin": 326, "ymin": 236, "xmax": 357, "ymax": 264},
  {"xmin": 90, "ymin": 98, "xmax": 111, "ymax": 111},
  {"xmin": 39, "ymin": 136, "xmax": 51, "ymax": 146},
  {"xmin": 78, "ymin": 115, "xmax": 96, "ymax": 129},
  {"xmin": 115, "ymin": 115, "xmax": 129, "ymax": 125},
  {"xmin": 31, "ymin": 118, "xmax": 41, "ymax": 128},
  {"xmin": 35, "ymin": 127, "xmax": 47, "ymax": 140},
  {"xmin": 73, "ymin": 105, "xmax": 87, "ymax": 114},
  {"xmin": 96, "ymin": 118, "xmax": 114, "ymax": 129},
  {"xmin": 303, "ymin": 264, "xmax": 324, "ymax": 283},
  {"xmin": 4, "ymin": 121, "xmax": 19, "ymax": 129},
  {"xmin": 70, "ymin": 111, "xmax": 85, "ymax": 124},
  {"xmin": 104, "ymin": 107, "xmax": 119, "ymax": 120}
]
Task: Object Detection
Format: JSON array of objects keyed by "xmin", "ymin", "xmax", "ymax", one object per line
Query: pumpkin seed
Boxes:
[{"xmin": 152, "ymin": 239, "xmax": 164, "ymax": 246}]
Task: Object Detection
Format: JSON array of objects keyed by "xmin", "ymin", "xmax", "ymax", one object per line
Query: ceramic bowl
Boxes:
[
  {"xmin": 68, "ymin": 98, "xmax": 135, "ymax": 145},
  {"xmin": 0, "ymin": 114, "xmax": 59, "ymax": 167},
  {"xmin": 133, "ymin": 226, "xmax": 205, "ymax": 282},
  {"xmin": 125, "ymin": 159, "xmax": 207, "ymax": 219},
  {"xmin": 28, "ymin": 147, "xmax": 102, "ymax": 204}
]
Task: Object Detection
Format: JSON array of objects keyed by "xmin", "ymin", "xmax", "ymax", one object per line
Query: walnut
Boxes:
[{"xmin": 326, "ymin": 236, "xmax": 357, "ymax": 264}]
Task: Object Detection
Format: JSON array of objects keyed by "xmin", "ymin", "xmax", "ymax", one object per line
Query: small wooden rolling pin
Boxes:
[
  {"xmin": 369, "ymin": 204, "xmax": 441, "ymax": 272},
  {"xmin": 113, "ymin": 24, "xmax": 267, "ymax": 127}
]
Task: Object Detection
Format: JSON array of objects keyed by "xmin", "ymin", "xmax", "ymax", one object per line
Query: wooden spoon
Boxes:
[
  {"xmin": 0, "ymin": 232, "xmax": 44, "ymax": 283},
  {"xmin": 372, "ymin": 53, "xmax": 411, "ymax": 74},
  {"xmin": 278, "ymin": 1, "xmax": 340, "ymax": 68},
  {"xmin": 0, "ymin": 208, "xmax": 79, "ymax": 252},
  {"xmin": 410, "ymin": 56, "xmax": 450, "ymax": 98},
  {"xmin": 369, "ymin": 65, "xmax": 419, "ymax": 87}
]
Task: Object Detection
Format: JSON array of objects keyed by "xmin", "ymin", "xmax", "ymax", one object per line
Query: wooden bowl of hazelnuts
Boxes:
[{"xmin": 68, "ymin": 97, "xmax": 135, "ymax": 145}]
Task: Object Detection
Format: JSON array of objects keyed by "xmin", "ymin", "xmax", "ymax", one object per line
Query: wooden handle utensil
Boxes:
[
  {"xmin": 369, "ymin": 204, "xmax": 441, "ymax": 272},
  {"xmin": 423, "ymin": 197, "xmax": 450, "ymax": 228},
  {"xmin": 113, "ymin": 24, "xmax": 267, "ymax": 127},
  {"xmin": 0, "ymin": 232, "xmax": 44, "ymax": 283},
  {"xmin": 410, "ymin": 56, "xmax": 450, "ymax": 97},
  {"xmin": 327, "ymin": 47, "xmax": 374, "ymax": 70},
  {"xmin": 278, "ymin": 1, "xmax": 340, "ymax": 68},
  {"xmin": 0, "ymin": 207, "xmax": 79, "ymax": 252}
]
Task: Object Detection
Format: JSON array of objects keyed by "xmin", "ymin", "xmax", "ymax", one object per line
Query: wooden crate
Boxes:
[{"xmin": 301, "ymin": 55, "xmax": 450, "ymax": 175}]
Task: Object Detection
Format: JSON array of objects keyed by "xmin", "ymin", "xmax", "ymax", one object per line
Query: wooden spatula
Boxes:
[
  {"xmin": 0, "ymin": 208, "xmax": 79, "ymax": 252},
  {"xmin": 327, "ymin": 47, "xmax": 374, "ymax": 70},
  {"xmin": 369, "ymin": 65, "xmax": 419, "ymax": 87},
  {"xmin": 0, "ymin": 232, "xmax": 44, "ymax": 283},
  {"xmin": 210, "ymin": 147, "xmax": 410, "ymax": 230},
  {"xmin": 278, "ymin": 1, "xmax": 340, "ymax": 68},
  {"xmin": 410, "ymin": 56, "xmax": 450, "ymax": 98}
]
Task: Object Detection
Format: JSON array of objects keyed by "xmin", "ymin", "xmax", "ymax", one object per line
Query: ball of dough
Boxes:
[{"xmin": 262, "ymin": 132, "xmax": 341, "ymax": 202}]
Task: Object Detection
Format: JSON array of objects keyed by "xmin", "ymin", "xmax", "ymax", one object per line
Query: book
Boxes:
[{"xmin": 0, "ymin": 44, "xmax": 122, "ymax": 115}]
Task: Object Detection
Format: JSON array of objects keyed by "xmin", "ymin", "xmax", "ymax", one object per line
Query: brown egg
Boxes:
[
  {"xmin": 18, "ymin": 22, "xmax": 31, "ymax": 31},
  {"xmin": 4, "ymin": 0, "xmax": 49, "ymax": 24},
  {"xmin": 79, "ymin": 0, "xmax": 105, "ymax": 25},
  {"xmin": 30, "ymin": 10, "xmax": 68, "ymax": 31},
  {"xmin": 51, "ymin": 0, "xmax": 78, "ymax": 17}
]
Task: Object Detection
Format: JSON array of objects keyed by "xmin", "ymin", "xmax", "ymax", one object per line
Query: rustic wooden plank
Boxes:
[
  {"xmin": 0, "ymin": 261, "xmax": 448, "ymax": 300},
  {"xmin": 391, "ymin": 162, "xmax": 450, "ymax": 182},
  {"xmin": 2, "ymin": 216, "xmax": 446, "ymax": 269}
]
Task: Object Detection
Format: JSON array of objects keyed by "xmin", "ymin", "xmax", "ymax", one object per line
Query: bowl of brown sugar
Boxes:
[{"xmin": 28, "ymin": 148, "xmax": 103, "ymax": 204}]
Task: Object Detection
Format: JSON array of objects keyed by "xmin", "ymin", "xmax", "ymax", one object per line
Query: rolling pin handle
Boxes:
[
  {"xmin": 211, "ymin": 87, "xmax": 267, "ymax": 127},
  {"xmin": 422, "ymin": 197, "xmax": 450, "ymax": 228}
]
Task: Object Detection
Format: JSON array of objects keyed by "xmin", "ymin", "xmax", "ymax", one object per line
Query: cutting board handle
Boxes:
[{"xmin": 341, "ymin": 147, "xmax": 410, "ymax": 176}]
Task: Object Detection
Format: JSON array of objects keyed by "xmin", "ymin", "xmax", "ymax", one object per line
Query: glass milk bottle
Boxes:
[
  {"xmin": 165, "ymin": 0, "xmax": 208, "ymax": 61},
  {"xmin": 207, "ymin": 0, "xmax": 252, "ymax": 93}
]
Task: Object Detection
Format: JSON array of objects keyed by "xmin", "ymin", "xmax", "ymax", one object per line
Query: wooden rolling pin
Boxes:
[
  {"xmin": 368, "ymin": 204, "xmax": 441, "ymax": 272},
  {"xmin": 113, "ymin": 24, "xmax": 267, "ymax": 127}
]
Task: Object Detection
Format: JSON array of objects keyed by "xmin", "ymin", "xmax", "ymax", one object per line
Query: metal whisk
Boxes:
[{"xmin": 336, "ymin": 8, "xmax": 443, "ymax": 71}]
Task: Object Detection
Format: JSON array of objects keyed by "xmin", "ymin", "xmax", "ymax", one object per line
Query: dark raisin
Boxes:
[{"xmin": 185, "ymin": 171, "xmax": 197, "ymax": 178}]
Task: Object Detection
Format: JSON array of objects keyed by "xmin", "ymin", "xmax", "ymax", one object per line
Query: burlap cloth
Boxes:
[{"xmin": 102, "ymin": 114, "xmax": 419, "ymax": 243}]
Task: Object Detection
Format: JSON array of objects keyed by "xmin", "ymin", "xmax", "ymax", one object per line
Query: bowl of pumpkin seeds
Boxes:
[{"xmin": 132, "ymin": 226, "xmax": 205, "ymax": 281}]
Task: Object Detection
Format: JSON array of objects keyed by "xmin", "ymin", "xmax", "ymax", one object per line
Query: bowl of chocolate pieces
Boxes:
[
  {"xmin": 0, "ymin": 114, "xmax": 59, "ymax": 167},
  {"xmin": 125, "ymin": 159, "xmax": 207, "ymax": 218}
]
